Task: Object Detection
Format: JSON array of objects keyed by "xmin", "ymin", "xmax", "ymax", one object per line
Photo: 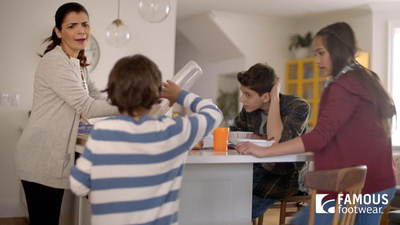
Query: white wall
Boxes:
[
  {"xmin": 176, "ymin": 12, "xmax": 294, "ymax": 105},
  {"xmin": 211, "ymin": 12, "xmax": 294, "ymax": 73},
  {"xmin": 370, "ymin": 2, "xmax": 400, "ymax": 88},
  {"xmin": 293, "ymin": 6, "xmax": 373, "ymax": 57},
  {"xmin": 175, "ymin": 30, "xmax": 245, "ymax": 103},
  {"xmin": 0, "ymin": 0, "xmax": 177, "ymax": 218},
  {"xmin": 292, "ymin": 3, "xmax": 400, "ymax": 90},
  {"xmin": 175, "ymin": 7, "xmax": 376, "ymax": 108}
]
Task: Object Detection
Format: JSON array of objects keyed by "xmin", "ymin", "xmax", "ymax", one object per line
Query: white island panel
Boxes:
[
  {"xmin": 75, "ymin": 147, "xmax": 313, "ymax": 225},
  {"xmin": 179, "ymin": 163, "xmax": 252, "ymax": 225}
]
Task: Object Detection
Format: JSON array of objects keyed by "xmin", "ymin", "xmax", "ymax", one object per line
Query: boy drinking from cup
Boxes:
[{"xmin": 70, "ymin": 54, "xmax": 223, "ymax": 225}]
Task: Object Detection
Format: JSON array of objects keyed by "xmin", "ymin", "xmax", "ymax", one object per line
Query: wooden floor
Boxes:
[
  {"xmin": 260, "ymin": 207, "xmax": 282, "ymax": 225},
  {"xmin": 0, "ymin": 217, "xmax": 29, "ymax": 225},
  {"xmin": 0, "ymin": 209, "xmax": 282, "ymax": 225}
]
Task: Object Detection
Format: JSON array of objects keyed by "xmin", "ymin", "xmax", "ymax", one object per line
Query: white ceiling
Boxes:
[{"xmin": 177, "ymin": 0, "xmax": 400, "ymax": 21}]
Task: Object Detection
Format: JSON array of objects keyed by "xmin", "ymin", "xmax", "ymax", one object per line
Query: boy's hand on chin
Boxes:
[{"xmin": 270, "ymin": 77, "xmax": 281, "ymax": 100}]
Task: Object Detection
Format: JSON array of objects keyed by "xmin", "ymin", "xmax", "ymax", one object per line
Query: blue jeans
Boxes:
[
  {"xmin": 252, "ymin": 194, "xmax": 279, "ymax": 220},
  {"xmin": 252, "ymin": 167, "xmax": 280, "ymax": 220},
  {"xmin": 290, "ymin": 186, "xmax": 396, "ymax": 225}
]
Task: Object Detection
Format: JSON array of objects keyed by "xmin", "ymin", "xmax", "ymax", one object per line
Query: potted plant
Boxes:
[
  {"xmin": 288, "ymin": 31, "xmax": 313, "ymax": 59},
  {"xmin": 216, "ymin": 89, "xmax": 239, "ymax": 127}
]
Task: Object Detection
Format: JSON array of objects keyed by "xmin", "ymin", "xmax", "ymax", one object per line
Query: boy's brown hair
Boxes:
[
  {"xmin": 237, "ymin": 63, "xmax": 277, "ymax": 96},
  {"xmin": 105, "ymin": 54, "xmax": 162, "ymax": 116}
]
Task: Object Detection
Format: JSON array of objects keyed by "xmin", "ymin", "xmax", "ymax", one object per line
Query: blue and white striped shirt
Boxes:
[{"xmin": 70, "ymin": 90, "xmax": 222, "ymax": 225}]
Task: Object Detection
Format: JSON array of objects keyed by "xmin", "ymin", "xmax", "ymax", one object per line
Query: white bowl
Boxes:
[
  {"xmin": 229, "ymin": 132, "xmax": 254, "ymax": 145},
  {"xmin": 237, "ymin": 139, "xmax": 274, "ymax": 147}
]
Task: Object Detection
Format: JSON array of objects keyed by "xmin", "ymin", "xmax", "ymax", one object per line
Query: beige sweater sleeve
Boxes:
[{"xmin": 41, "ymin": 46, "xmax": 119, "ymax": 118}]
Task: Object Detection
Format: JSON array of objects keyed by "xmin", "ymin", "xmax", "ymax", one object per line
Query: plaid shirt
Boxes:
[{"xmin": 230, "ymin": 94, "xmax": 310, "ymax": 199}]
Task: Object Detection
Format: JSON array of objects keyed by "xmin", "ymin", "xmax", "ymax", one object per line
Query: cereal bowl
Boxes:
[{"xmin": 228, "ymin": 132, "xmax": 254, "ymax": 145}]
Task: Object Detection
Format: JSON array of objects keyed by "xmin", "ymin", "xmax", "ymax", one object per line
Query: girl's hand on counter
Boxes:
[{"xmin": 236, "ymin": 141, "xmax": 269, "ymax": 158}]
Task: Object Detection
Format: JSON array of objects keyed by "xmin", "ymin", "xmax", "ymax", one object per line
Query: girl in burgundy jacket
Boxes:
[{"xmin": 237, "ymin": 22, "xmax": 397, "ymax": 225}]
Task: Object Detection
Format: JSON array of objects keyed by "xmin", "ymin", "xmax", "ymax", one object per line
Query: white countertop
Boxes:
[
  {"xmin": 76, "ymin": 142, "xmax": 312, "ymax": 164},
  {"xmin": 187, "ymin": 149, "xmax": 313, "ymax": 164}
]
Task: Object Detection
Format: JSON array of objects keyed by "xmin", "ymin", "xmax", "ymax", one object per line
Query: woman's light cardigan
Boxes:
[{"xmin": 15, "ymin": 46, "xmax": 119, "ymax": 189}]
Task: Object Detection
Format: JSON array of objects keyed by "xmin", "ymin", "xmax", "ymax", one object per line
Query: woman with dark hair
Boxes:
[
  {"xmin": 237, "ymin": 22, "xmax": 397, "ymax": 225},
  {"xmin": 15, "ymin": 3, "xmax": 118, "ymax": 224}
]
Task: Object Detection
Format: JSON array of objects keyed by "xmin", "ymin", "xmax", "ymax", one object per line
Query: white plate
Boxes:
[{"xmin": 237, "ymin": 139, "xmax": 274, "ymax": 147}]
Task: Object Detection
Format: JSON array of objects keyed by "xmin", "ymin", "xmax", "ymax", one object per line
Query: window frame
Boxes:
[{"xmin": 388, "ymin": 21, "xmax": 400, "ymax": 149}]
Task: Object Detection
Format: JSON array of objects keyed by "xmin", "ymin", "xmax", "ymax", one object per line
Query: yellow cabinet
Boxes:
[
  {"xmin": 285, "ymin": 52, "xmax": 369, "ymax": 127},
  {"xmin": 286, "ymin": 57, "xmax": 326, "ymax": 127}
]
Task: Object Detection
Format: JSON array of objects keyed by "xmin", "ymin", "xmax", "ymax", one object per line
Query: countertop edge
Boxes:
[
  {"xmin": 186, "ymin": 150, "xmax": 313, "ymax": 164},
  {"xmin": 75, "ymin": 139, "xmax": 313, "ymax": 163}
]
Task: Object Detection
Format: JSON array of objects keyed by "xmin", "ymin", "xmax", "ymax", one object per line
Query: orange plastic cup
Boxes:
[{"xmin": 213, "ymin": 127, "xmax": 230, "ymax": 152}]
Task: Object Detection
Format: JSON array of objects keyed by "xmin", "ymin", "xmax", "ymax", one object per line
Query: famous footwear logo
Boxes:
[
  {"xmin": 316, "ymin": 194, "xmax": 336, "ymax": 213},
  {"xmin": 316, "ymin": 194, "xmax": 388, "ymax": 214}
]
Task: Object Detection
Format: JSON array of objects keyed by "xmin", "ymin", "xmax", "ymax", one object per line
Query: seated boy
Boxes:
[
  {"xmin": 229, "ymin": 63, "xmax": 310, "ymax": 220},
  {"xmin": 69, "ymin": 54, "xmax": 223, "ymax": 225}
]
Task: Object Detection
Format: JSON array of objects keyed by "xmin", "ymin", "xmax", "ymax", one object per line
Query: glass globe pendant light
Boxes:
[
  {"xmin": 105, "ymin": 0, "xmax": 131, "ymax": 47},
  {"xmin": 138, "ymin": 0, "xmax": 170, "ymax": 23}
]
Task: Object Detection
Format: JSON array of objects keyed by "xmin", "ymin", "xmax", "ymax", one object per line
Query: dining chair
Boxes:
[
  {"xmin": 276, "ymin": 193, "xmax": 310, "ymax": 224},
  {"xmin": 253, "ymin": 162, "xmax": 312, "ymax": 225},
  {"xmin": 305, "ymin": 165, "xmax": 367, "ymax": 225},
  {"xmin": 252, "ymin": 192, "xmax": 310, "ymax": 225}
]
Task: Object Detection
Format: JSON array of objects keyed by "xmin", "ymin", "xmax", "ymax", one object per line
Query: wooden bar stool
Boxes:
[{"xmin": 306, "ymin": 165, "xmax": 367, "ymax": 225}]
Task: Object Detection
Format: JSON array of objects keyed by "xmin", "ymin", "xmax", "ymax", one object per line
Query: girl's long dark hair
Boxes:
[
  {"xmin": 316, "ymin": 22, "xmax": 396, "ymax": 136},
  {"xmin": 41, "ymin": 2, "xmax": 89, "ymax": 67}
]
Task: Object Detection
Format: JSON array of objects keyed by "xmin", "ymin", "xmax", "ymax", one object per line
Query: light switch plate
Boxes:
[
  {"xmin": 11, "ymin": 94, "xmax": 19, "ymax": 106},
  {"xmin": 1, "ymin": 93, "xmax": 19, "ymax": 106},
  {"xmin": 1, "ymin": 93, "xmax": 10, "ymax": 106}
]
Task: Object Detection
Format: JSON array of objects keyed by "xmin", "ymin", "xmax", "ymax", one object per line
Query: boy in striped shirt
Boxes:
[{"xmin": 70, "ymin": 54, "xmax": 222, "ymax": 225}]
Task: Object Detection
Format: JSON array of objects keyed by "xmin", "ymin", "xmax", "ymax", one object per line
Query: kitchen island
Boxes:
[
  {"xmin": 179, "ymin": 150, "xmax": 312, "ymax": 225},
  {"xmin": 75, "ymin": 144, "xmax": 312, "ymax": 225}
]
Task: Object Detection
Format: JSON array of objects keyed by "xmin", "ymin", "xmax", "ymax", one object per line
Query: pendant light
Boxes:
[
  {"xmin": 105, "ymin": 0, "xmax": 131, "ymax": 47},
  {"xmin": 138, "ymin": 0, "xmax": 170, "ymax": 23}
]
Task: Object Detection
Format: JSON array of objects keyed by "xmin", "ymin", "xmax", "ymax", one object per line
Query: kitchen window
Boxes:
[{"xmin": 389, "ymin": 21, "xmax": 400, "ymax": 147}]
